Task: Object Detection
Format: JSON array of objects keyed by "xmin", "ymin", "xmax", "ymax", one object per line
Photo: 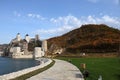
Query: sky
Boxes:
[{"xmin": 0, "ymin": 0, "xmax": 120, "ymax": 44}]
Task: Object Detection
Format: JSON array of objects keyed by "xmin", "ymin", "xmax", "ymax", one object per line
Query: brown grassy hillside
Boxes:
[{"xmin": 47, "ymin": 24, "xmax": 120, "ymax": 53}]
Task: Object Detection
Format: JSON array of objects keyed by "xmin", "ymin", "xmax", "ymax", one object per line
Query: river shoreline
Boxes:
[{"xmin": 0, "ymin": 57, "xmax": 52, "ymax": 80}]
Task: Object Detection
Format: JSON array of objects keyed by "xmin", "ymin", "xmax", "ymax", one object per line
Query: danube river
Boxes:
[{"xmin": 0, "ymin": 57, "xmax": 39, "ymax": 75}]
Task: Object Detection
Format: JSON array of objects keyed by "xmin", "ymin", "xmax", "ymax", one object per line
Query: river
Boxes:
[{"xmin": 0, "ymin": 57, "xmax": 39, "ymax": 75}]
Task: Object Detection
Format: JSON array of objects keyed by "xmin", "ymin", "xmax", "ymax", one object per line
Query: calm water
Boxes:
[{"xmin": 0, "ymin": 57, "xmax": 39, "ymax": 75}]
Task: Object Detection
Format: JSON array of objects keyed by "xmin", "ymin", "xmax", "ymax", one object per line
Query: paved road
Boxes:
[{"xmin": 27, "ymin": 59, "xmax": 84, "ymax": 80}]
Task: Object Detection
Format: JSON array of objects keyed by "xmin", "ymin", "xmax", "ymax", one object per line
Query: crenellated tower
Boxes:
[
  {"xmin": 25, "ymin": 34, "xmax": 30, "ymax": 43},
  {"xmin": 42, "ymin": 40, "xmax": 47, "ymax": 52},
  {"xmin": 16, "ymin": 33, "xmax": 21, "ymax": 41}
]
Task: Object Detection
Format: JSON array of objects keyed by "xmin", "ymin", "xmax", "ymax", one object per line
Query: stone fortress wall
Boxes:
[{"xmin": 5, "ymin": 33, "xmax": 47, "ymax": 58}]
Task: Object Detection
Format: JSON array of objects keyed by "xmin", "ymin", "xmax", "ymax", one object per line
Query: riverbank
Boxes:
[{"xmin": 0, "ymin": 58, "xmax": 52, "ymax": 80}]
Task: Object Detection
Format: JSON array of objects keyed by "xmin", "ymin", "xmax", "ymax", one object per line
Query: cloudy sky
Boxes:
[{"xmin": 0, "ymin": 0, "xmax": 120, "ymax": 44}]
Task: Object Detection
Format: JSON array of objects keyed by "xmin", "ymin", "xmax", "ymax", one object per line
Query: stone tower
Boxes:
[
  {"xmin": 42, "ymin": 40, "xmax": 47, "ymax": 52},
  {"xmin": 25, "ymin": 34, "xmax": 30, "ymax": 43},
  {"xmin": 35, "ymin": 34, "xmax": 40, "ymax": 41},
  {"xmin": 16, "ymin": 33, "xmax": 21, "ymax": 41},
  {"xmin": 23, "ymin": 41, "xmax": 28, "ymax": 54}
]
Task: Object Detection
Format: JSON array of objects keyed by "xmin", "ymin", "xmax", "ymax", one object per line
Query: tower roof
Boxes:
[
  {"xmin": 17, "ymin": 33, "xmax": 20, "ymax": 35},
  {"xmin": 26, "ymin": 34, "xmax": 29, "ymax": 36}
]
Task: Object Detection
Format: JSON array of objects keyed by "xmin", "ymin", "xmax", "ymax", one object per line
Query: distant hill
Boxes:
[
  {"xmin": 47, "ymin": 24, "xmax": 120, "ymax": 53},
  {"xmin": 0, "ymin": 44, "xmax": 8, "ymax": 51}
]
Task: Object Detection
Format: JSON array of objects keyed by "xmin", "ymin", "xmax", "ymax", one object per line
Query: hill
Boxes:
[{"xmin": 47, "ymin": 24, "xmax": 120, "ymax": 53}]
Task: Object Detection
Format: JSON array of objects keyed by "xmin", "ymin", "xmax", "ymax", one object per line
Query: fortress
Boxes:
[{"xmin": 4, "ymin": 33, "xmax": 47, "ymax": 58}]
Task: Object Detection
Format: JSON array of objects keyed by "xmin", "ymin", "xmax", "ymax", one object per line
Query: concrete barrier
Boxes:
[{"xmin": 0, "ymin": 58, "xmax": 52, "ymax": 80}]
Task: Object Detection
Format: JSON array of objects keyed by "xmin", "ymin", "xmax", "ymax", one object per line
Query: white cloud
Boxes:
[
  {"xmin": 87, "ymin": 16, "xmax": 97, "ymax": 23},
  {"xmin": 50, "ymin": 15, "xmax": 81, "ymax": 27},
  {"xmin": 27, "ymin": 14, "xmax": 33, "ymax": 17},
  {"xmin": 13, "ymin": 12, "xmax": 46, "ymax": 20},
  {"xmin": 34, "ymin": 25, "xmax": 73, "ymax": 35},
  {"xmin": 83, "ymin": 15, "xmax": 120, "ymax": 28},
  {"xmin": 102, "ymin": 15, "xmax": 119, "ymax": 24},
  {"xmin": 27, "ymin": 13, "xmax": 45, "ymax": 20},
  {"xmin": 33, "ymin": 14, "xmax": 120, "ymax": 38}
]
